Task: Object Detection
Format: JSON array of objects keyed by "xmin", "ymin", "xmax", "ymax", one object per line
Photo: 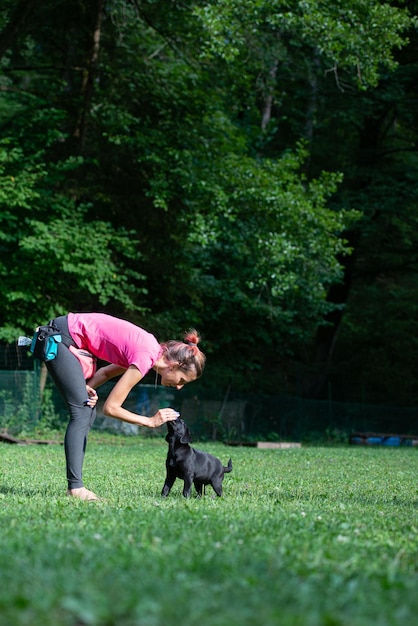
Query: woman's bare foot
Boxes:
[{"xmin": 66, "ymin": 487, "xmax": 99, "ymax": 501}]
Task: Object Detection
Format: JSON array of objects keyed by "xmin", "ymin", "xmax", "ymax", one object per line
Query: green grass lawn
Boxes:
[{"xmin": 1, "ymin": 432, "xmax": 418, "ymax": 626}]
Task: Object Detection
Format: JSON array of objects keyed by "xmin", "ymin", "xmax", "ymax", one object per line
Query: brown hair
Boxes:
[{"xmin": 161, "ymin": 329, "xmax": 206, "ymax": 378}]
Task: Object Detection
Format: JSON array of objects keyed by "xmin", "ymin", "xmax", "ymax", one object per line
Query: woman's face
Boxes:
[{"xmin": 160, "ymin": 366, "xmax": 197, "ymax": 390}]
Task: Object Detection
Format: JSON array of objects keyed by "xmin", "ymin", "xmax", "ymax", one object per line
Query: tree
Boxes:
[
  {"xmin": 0, "ymin": 0, "xmax": 415, "ymax": 397},
  {"xmin": 295, "ymin": 11, "xmax": 418, "ymax": 402}
]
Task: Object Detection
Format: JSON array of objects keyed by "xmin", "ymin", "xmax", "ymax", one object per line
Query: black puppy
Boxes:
[{"xmin": 161, "ymin": 417, "xmax": 232, "ymax": 498}]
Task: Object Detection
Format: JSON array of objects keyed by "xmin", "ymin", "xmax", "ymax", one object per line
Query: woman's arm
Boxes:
[
  {"xmin": 88, "ymin": 363, "xmax": 127, "ymax": 388},
  {"xmin": 102, "ymin": 365, "xmax": 179, "ymax": 427}
]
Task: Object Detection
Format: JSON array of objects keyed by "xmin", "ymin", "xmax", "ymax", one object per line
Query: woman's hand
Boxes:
[
  {"xmin": 150, "ymin": 408, "xmax": 180, "ymax": 428},
  {"xmin": 85, "ymin": 385, "xmax": 98, "ymax": 408}
]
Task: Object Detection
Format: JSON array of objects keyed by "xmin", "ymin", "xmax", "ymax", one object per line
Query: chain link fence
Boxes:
[{"xmin": 1, "ymin": 343, "xmax": 418, "ymax": 442}]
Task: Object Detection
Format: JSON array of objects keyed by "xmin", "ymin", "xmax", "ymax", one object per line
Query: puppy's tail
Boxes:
[{"xmin": 224, "ymin": 458, "xmax": 233, "ymax": 473}]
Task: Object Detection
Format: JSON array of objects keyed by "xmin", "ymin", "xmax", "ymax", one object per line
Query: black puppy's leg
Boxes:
[
  {"xmin": 193, "ymin": 480, "xmax": 203, "ymax": 497},
  {"xmin": 211, "ymin": 478, "xmax": 223, "ymax": 497},
  {"xmin": 182, "ymin": 474, "xmax": 194, "ymax": 498},
  {"xmin": 161, "ymin": 469, "xmax": 177, "ymax": 497}
]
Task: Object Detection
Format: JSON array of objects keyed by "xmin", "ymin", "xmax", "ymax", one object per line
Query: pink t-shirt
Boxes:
[{"xmin": 67, "ymin": 312, "xmax": 162, "ymax": 375}]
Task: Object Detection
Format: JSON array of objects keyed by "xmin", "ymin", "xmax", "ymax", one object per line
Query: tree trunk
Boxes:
[
  {"xmin": 73, "ymin": 0, "xmax": 105, "ymax": 152},
  {"xmin": 261, "ymin": 59, "xmax": 279, "ymax": 130}
]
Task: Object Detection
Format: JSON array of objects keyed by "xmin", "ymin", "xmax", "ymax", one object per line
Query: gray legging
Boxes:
[{"xmin": 46, "ymin": 315, "xmax": 96, "ymax": 489}]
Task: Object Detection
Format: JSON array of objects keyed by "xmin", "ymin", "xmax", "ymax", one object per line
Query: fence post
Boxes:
[{"xmin": 31, "ymin": 358, "xmax": 41, "ymax": 423}]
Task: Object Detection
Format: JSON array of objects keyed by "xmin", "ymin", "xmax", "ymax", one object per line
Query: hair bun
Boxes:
[{"xmin": 184, "ymin": 329, "xmax": 200, "ymax": 347}]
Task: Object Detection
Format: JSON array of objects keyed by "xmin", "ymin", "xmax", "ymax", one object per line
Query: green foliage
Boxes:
[
  {"xmin": 183, "ymin": 148, "xmax": 357, "ymax": 322},
  {"xmin": 312, "ymin": 29, "xmax": 418, "ymax": 404},
  {"xmin": 0, "ymin": 141, "xmax": 147, "ymax": 340},
  {"xmin": 1, "ymin": 439, "xmax": 418, "ymax": 625},
  {"xmin": 0, "ymin": 141, "xmax": 43, "ymax": 211},
  {"xmin": 194, "ymin": 0, "xmax": 413, "ymax": 87}
]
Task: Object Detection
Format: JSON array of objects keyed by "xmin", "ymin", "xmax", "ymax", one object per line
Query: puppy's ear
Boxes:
[{"xmin": 180, "ymin": 427, "xmax": 192, "ymax": 444}]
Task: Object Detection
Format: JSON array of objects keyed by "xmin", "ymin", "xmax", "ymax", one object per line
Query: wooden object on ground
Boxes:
[
  {"xmin": 0, "ymin": 430, "xmax": 61, "ymax": 445},
  {"xmin": 256, "ymin": 441, "xmax": 301, "ymax": 449},
  {"xmin": 226, "ymin": 441, "xmax": 301, "ymax": 449}
]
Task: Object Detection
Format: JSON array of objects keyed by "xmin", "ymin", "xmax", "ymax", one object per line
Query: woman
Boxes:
[{"xmin": 45, "ymin": 312, "xmax": 206, "ymax": 501}]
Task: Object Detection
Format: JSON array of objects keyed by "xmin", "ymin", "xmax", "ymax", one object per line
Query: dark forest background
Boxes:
[{"xmin": 1, "ymin": 0, "xmax": 418, "ymax": 407}]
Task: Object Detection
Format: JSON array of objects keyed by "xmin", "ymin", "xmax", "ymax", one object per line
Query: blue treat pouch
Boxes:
[{"xmin": 30, "ymin": 323, "xmax": 62, "ymax": 362}]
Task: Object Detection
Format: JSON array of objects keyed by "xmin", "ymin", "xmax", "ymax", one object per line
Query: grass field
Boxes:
[{"xmin": 1, "ymin": 432, "xmax": 418, "ymax": 626}]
